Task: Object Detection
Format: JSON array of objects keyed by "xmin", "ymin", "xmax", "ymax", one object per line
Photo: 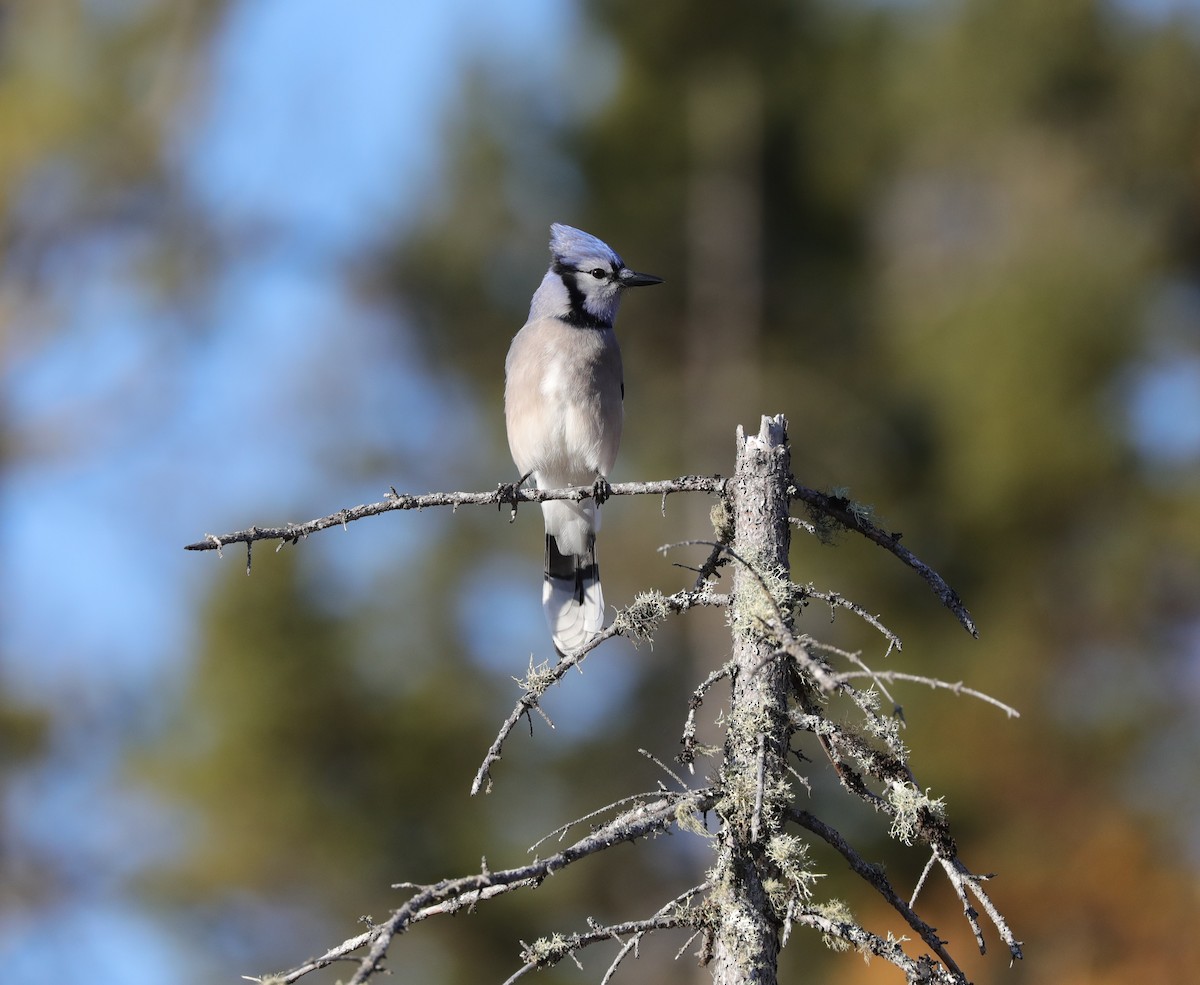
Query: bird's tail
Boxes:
[{"xmin": 543, "ymin": 530, "xmax": 604, "ymax": 655}]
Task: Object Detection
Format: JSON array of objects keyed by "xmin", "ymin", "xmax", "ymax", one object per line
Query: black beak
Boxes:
[{"xmin": 617, "ymin": 267, "xmax": 664, "ymax": 288}]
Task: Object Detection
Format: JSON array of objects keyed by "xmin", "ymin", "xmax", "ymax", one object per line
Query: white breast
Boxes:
[{"xmin": 505, "ymin": 317, "xmax": 622, "ymax": 486}]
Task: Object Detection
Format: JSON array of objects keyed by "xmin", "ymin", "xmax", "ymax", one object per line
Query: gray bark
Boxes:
[{"xmin": 711, "ymin": 414, "xmax": 792, "ymax": 985}]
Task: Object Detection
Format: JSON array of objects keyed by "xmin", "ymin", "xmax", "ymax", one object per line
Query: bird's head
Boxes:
[{"xmin": 532, "ymin": 223, "xmax": 662, "ymax": 328}]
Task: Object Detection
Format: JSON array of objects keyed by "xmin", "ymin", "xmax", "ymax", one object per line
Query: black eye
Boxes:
[{"xmin": 590, "ymin": 268, "xmax": 607, "ymax": 280}]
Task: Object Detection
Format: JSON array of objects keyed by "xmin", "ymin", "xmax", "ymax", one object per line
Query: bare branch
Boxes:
[
  {"xmin": 529, "ymin": 789, "xmax": 685, "ymax": 853},
  {"xmin": 836, "ymin": 670, "xmax": 1021, "ymax": 719},
  {"xmin": 911, "ymin": 850, "xmax": 938, "ymax": 909},
  {"xmin": 798, "ymin": 584, "xmax": 903, "ymax": 654},
  {"xmin": 184, "ymin": 477, "xmax": 725, "ymax": 553},
  {"xmin": 679, "ymin": 662, "xmax": 731, "ymax": 773},
  {"xmin": 637, "ymin": 747, "xmax": 691, "ymax": 792},
  {"xmin": 938, "ymin": 856, "xmax": 1024, "ymax": 963},
  {"xmin": 790, "ymin": 480, "xmax": 978, "ymax": 638}
]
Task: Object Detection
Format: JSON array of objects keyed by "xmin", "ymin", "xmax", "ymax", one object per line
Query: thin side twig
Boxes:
[
  {"xmin": 836, "ymin": 670, "xmax": 1021, "ymax": 718},
  {"xmin": 798, "ymin": 584, "xmax": 903, "ymax": 654},
  {"xmin": 599, "ymin": 882, "xmax": 711, "ymax": 985},
  {"xmin": 504, "ymin": 910, "xmax": 701, "ymax": 985},
  {"xmin": 529, "ymin": 790, "xmax": 682, "ymax": 853},
  {"xmin": 938, "ymin": 855, "xmax": 1024, "ymax": 963},
  {"xmin": 679, "ymin": 662, "xmax": 732, "ymax": 772}
]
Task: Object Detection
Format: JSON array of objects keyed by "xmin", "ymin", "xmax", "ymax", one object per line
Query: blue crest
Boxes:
[{"xmin": 549, "ymin": 223, "xmax": 623, "ymax": 269}]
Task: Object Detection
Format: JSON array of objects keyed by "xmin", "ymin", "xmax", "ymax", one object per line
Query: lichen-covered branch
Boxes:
[
  {"xmin": 266, "ymin": 791, "xmax": 715, "ymax": 985},
  {"xmin": 502, "ymin": 883, "xmax": 712, "ymax": 985},
  {"xmin": 472, "ymin": 585, "xmax": 726, "ymax": 795},
  {"xmin": 788, "ymin": 675, "xmax": 1023, "ymax": 965},
  {"xmin": 787, "ymin": 907, "xmax": 965, "ymax": 985},
  {"xmin": 789, "ymin": 807, "xmax": 963, "ymax": 979}
]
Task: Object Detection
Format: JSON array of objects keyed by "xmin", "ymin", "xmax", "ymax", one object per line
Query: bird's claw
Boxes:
[
  {"xmin": 497, "ymin": 481, "xmax": 522, "ymax": 522},
  {"xmin": 592, "ymin": 475, "xmax": 612, "ymax": 507}
]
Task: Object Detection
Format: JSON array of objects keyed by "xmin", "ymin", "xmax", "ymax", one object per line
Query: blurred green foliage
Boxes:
[{"xmin": 4, "ymin": 0, "xmax": 1200, "ymax": 983}]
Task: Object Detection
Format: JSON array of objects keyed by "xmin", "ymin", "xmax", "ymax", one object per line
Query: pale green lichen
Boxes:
[
  {"xmin": 612, "ymin": 589, "xmax": 672, "ymax": 645},
  {"xmin": 852, "ymin": 691, "xmax": 908, "ymax": 760},
  {"xmin": 523, "ymin": 932, "xmax": 571, "ymax": 966},
  {"xmin": 857, "ymin": 686, "xmax": 882, "ymax": 715},
  {"xmin": 813, "ymin": 899, "xmax": 856, "ymax": 952},
  {"xmin": 710, "ymin": 497, "xmax": 734, "ymax": 542},
  {"xmin": 675, "ymin": 801, "xmax": 716, "ymax": 839},
  {"xmin": 887, "ymin": 781, "xmax": 946, "ymax": 846},
  {"xmin": 516, "ymin": 656, "xmax": 556, "ymax": 695},
  {"xmin": 728, "ymin": 551, "xmax": 792, "ymax": 640},
  {"xmin": 806, "ymin": 486, "xmax": 879, "ymax": 544},
  {"xmin": 765, "ymin": 832, "xmax": 820, "ymax": 903}
]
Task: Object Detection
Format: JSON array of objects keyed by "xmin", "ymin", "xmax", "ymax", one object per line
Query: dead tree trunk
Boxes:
[
  {"xmin": 711, "ymin": 414, "xmax": 793, "ymax": 985},
  {"xmin": 190, "ymin": 411, "xmax": 1022, "ymax": 985}
]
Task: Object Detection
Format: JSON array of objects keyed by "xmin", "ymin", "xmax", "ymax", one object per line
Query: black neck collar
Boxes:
[{"xmin": 555, "ymin": 266, "xmax": 612, "ymax": 330}]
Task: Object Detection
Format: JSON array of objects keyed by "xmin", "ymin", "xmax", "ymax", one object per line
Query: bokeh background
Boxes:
[{"xmin": 3, "ymin": 1, "xmax": 1200, "ymax": 983}]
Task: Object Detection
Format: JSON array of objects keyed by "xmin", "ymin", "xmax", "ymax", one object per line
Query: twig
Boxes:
[
  {"xmin": 506, "ymin": 908, "xmax": 702, "ymax": 985},
  {"xmin": 911, "ymin": 850, "xmax": 938, "ymax": 909},
  {"xmin": 679, "ymin": 662, "xmax": 731, "ymax": 773},
  {"xmin": 529, "ymin": 790, "xmax": 680, "ymax": 853},
  {"xmin": 938, "ymin": 856, "xmax": 1024, "ymax": 962},
  {"xmin": 828, "ymin": 645, "xmax": 902, "ymax": 711},
  {"xmin": 599, "ymin": 883, "xmax": 711, "ymax": 985},
  {"xmin": 790, "ymin": 480, "xmax": 978, "ymax": 638},
  {"xmin": 500, "ymin": 882, "xmax": 712, "ymax": 985},
  {"xmin": 797, "ymin": 584, "xmax": 903, "ymax": 654},
  {"xmin": 472, "ymin": 624, "xmax": 617, "ymax": 796},
  {"xmin": 637, "ymin": 747, "xmax": 691, "ymax": 792},
  {"xmin": 837, "ymin": 670, "xmax": 1021, "ymax": 718}
]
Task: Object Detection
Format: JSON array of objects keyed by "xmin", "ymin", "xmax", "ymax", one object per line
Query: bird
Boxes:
[{"xmin": 504, "ymin": 223, "xmax": 663, "ymax": 654}]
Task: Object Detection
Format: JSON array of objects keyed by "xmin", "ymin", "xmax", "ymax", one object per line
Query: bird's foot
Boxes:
[
  {"xmin": 591, "ymin": 474, "xmax": 612, "ymax": 507},
  {"xmin": 497, "ymin": 483, "xmax": 520, "ymax": 522},
  {"xmin": 498, "ymin": 471, "xmax": 533, "ymax": 522}
]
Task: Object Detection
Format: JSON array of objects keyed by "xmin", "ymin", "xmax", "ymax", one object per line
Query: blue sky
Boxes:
[
  {"xmin": 3, "ymin": 0, "xmax": 609, "ymax": 695},
  {"xmin": 0, "ymin": 3, "xmax": 598, "ymax": 982}
]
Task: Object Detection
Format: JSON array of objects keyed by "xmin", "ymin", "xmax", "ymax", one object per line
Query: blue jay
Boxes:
[{"xmin": 505, "ymin": 224, "xmax": 663, "ymax": 654}]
